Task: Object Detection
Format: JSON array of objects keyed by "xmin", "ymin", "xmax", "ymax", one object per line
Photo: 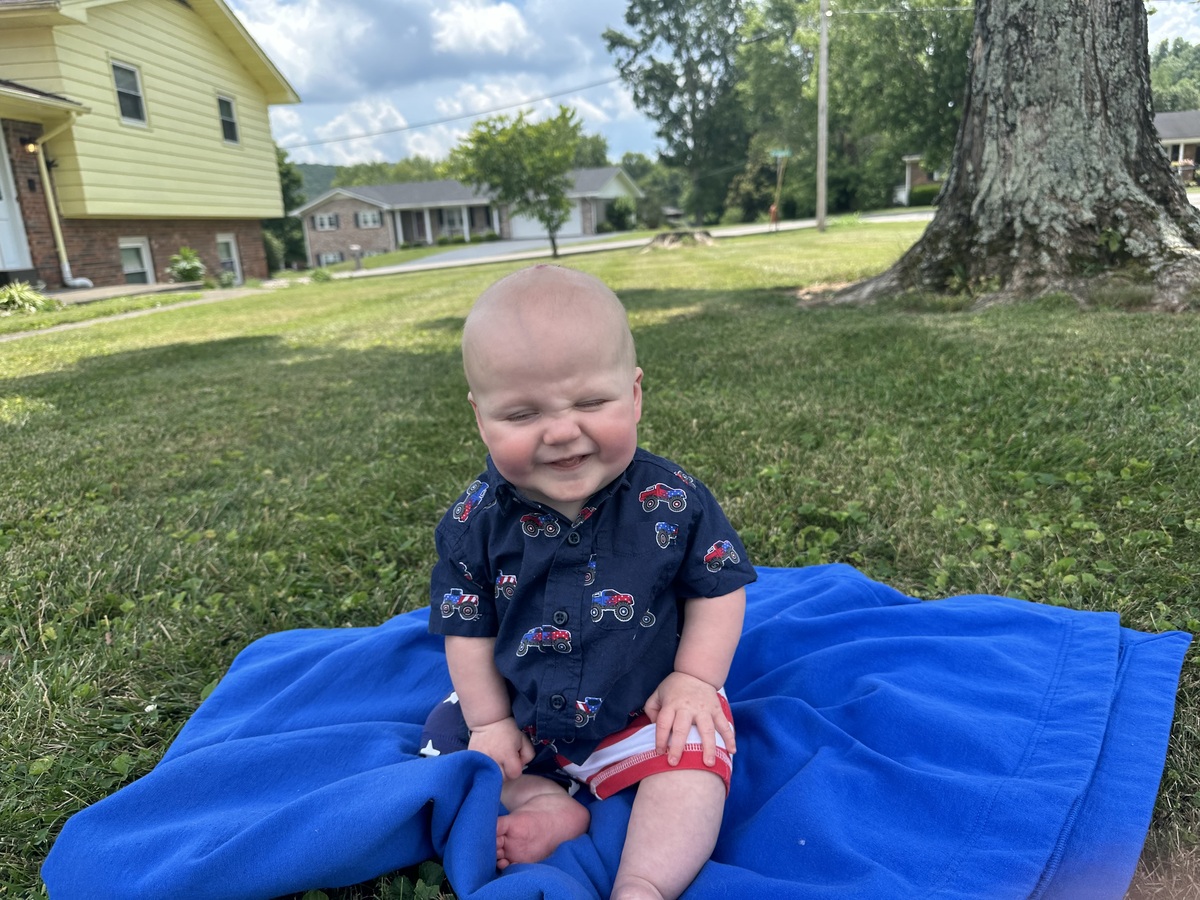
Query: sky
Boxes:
[{"xmin": 226, "ymin": 0, "xmax": 1200, "ymax": 168}]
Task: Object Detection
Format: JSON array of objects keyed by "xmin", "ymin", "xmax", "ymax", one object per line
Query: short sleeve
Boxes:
[
  {"xmin": 674, "ymin": 478, "xmax": 756, "ymax": 600},
  {"xmin": 428, "ymin": 508, "xmax": 499, "ymax": 637}
]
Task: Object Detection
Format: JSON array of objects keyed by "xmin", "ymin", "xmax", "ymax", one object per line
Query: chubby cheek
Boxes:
[{"xmin": 479, "ymin": 425, "xmax": 536, "ymax": 479}]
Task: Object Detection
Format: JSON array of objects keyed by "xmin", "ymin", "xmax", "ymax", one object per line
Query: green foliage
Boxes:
[
  {"xmin": 1151, "ymin": 38, "xmax": 1200, "ymax": 112},
  {"xmin": 0, "ymin": 281, "xmax": 60, "ymax": 314},
  {"xmin": 620, "ymin": 152, "xmax": 687, "ymax": 228},
  {"xmin": 263, "ymin": 146, "xmax": 308, "ymax": 270},
  {"xmin": 166, "ymin": 247, "xmax": 206, "ymax": 283},
  {"xmin": 908, "ymin": 183, "xmax": 941, "ymax": 207},
  {"xmin": 309, "ymin": 268, "xmax": 332, "ymax": 283},
  {"xmin": 332, "ymin": 156, "xmax": 446, "ymax": 188},
  {"xmin": 607, "ymin": 196, "xmax": 637, "ymax": 231},
  {"xmin": 449, "ymin": 106, "xmax": 582, "ymax": 256},
  {"xmin": 604, "ymin": 0, "xmax": 750, "ymax": 224},
  {"xmin": 574, "ymin": 133, "xmax": 610, "ymax": 168}
]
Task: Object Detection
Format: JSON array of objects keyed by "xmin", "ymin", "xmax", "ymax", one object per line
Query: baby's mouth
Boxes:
[{"xmin": 547, "ymin": 455, "xmax": 588, "ymax": 469}]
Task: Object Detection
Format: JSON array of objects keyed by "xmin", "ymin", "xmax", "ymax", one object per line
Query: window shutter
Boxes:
[
  {"xmin": 310, "ymin": 215, "xmax": 316, "ymax": 228},
  {"xmin": 354, "ymin": 212, "xmax": 361, "ymax": 228},
  {"xmin": 333, "ymin": 214, "xmax": 340, "ymax": 228}
]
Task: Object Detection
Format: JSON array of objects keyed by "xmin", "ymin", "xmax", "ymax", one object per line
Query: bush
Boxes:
[
  {"xmin": 436, "ymin": 236, "xmax": 452, "ymax": 246},
  {"xmin": 908, "ymin": 183, "xmax": 941, "ymax": 207},
  {"xmin": 309, "ymin": 268, "xmax": 332, "ymax": 283},
  {"xmin": 0, "ymin": 281, "xmax": 61, "ymax": 314},
  {"xmin": 262, "ymin": 232, "xmax": 285, "ymax": 274},
  {"xmin": 216, "ymin": 271, "xmax": 237, "ymax": 289},
  {"xmin": 166, "ymin": 247, "xmax": 206, "ymax": 282},
  {"xmin": 482, "ymin": 231, "xmax": 500, "ymax": 242},
  {"xmin": 596, "ymin": 220, "xmax": 615, "ymax": 234},
  {"xmin": 607, "ymin": 197, "xmax": 637, "ymax": 231}
]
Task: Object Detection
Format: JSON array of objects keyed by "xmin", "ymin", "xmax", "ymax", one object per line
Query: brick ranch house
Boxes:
[
  {"xmin": 294, "ymin": 167, "xmax": 643, "ymax": 268},
  {"xmin": 0, "ymin": 0, "xmax": 297, "ymax": 291}
]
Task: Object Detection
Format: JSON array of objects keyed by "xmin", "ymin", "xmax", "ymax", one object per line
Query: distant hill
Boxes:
[{"xmin": 296, "ymin": 164, "xmax": 337, "ymax": 205}]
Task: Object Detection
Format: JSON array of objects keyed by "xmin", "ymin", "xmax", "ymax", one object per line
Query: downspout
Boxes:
[{"xmin": 35, "ymin": 116, "xmax": 93, "ymax": 289}]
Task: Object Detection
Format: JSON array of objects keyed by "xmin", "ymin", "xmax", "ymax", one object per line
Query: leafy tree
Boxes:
[
  {"xmin": 574, "ymin": 133, "xmax": 611, "ymax": 168},
  {"xmin": 1150, "ymin": 38, "xmax": 1200, "ymax": 112},
  {"xmin": 619, "ymin": 152, "xmax": 687, "ymax": 228},
  {"xmin": 332, "ymin": 156, "xmax": 446, "ymax": 187},
  {"xmin": 262, "ymin": 146, "xmax": 306, "ymax": 271},
  {"xmin": 837, "ymin": 0, "xmax": 1200, "ymax": 308},
  {"xmin": 605, "ymin": 0, "xmax": 750, "ymax": 224},
  {"xmin": 449, "ymin": 106, "xmax": 582, "ymax": 257},
  {"xmin": 734, "ymin": 0, "xmax": 969, "ymax": 219}
]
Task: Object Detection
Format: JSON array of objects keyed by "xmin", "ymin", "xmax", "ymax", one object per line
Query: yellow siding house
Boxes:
[{"xmin": 0, "ymin": 0, "xmax": 298, "ymax": 289}]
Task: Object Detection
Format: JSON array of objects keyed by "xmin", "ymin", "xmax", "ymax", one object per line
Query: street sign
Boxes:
[{"xmin": 770, "ymin": 149, "xmax": 792, "ymax": 158}]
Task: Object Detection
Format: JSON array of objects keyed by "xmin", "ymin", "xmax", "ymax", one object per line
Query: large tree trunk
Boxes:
[{"xmin": 837, "ymin": 0, "xmax": 1200, "ymax": 308}]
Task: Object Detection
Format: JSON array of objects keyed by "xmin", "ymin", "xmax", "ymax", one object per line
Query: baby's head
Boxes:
[{"xmin": 462, "ymin": 265, "xmax": 643, "ymax": 518}]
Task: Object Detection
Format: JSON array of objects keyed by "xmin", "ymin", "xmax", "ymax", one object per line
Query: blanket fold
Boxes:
[{"xmin": 42, "ymin": 565, "xmax": 1191, "ymax": 900}]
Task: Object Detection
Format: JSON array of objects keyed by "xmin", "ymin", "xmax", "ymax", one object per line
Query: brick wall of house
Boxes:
[
  {"xmin": 303, "ymin": 197, "xmax": 397, "ymax": 266},
  {"xmin": 4, "ymin": 118, "xmax": 269, "ymax": 289},
  {"xmin": 59, "ymin": 218, "xmax": 268, "ymax": 286}
]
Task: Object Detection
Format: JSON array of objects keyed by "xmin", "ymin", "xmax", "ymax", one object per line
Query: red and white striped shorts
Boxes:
[{"xmin": 557, "ymin": 690, "xmax": 734, "ymax": 799}]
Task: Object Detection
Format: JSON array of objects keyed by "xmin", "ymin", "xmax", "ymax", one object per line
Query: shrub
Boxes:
[
  {"xmin": 482, "ymin": 231, "xmax": 500, "ymax": 241},
  {"xmin": 309, "ymin": 268, "xmax": 332, "ymax": 283},
  {"xmin": 607, "ymin": 197, "xmax": 637, "ymax": 231},
  {"xmin": 596, "ymin": 220, "xmax": 615, "ymax": 234},
  {"xmin": 166, "ymin": 247, "xmax": 206, "ymax": 282},
  {"xmin": 908, "ymin": 184, "xmax": 941, "ymax": 207},
  {"xmin": 262, "ymin": 232, "xmax": 285, "ymax": 273},
  {"xmin": 0, "ymin": 281, "xmax": 61, "ymax": 314},
  {"xmin": 216, "ymin": 270, "xmax": 237, "ymax": 289},
  {"xmin": 436, "ymin": 236, "xmax": 452, "ymax": 246}
]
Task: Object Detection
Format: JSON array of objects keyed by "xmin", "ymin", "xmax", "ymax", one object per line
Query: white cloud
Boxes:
[
  {"xmin": 311, "ymin": 98, "xmax": 411, "ymax": 164},
  {"xmin": 229, "ymin": 0, "xmax": 374, "ymax": 96},
  {"xmin": 431, "ymin": 0, "xmax": 538, "ymax": 56}
]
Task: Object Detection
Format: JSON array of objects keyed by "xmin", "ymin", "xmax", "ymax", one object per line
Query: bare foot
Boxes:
[{"xmin": 496, "ymin": 790, "xmax": 590, "ymax": 869}]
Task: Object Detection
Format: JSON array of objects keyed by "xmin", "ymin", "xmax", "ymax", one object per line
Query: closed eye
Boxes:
[{"xmin": 577, "ymin": 399, "xmax": 609, "ymax": 410}]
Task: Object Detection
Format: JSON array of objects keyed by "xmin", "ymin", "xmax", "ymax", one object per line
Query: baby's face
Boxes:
[{"xmin": 465, "ymin": 270, "xmax": 642, "ymax": 520}]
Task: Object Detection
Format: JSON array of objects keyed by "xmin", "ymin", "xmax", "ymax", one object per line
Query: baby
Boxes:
[{"xmin": 422, "ymin": 265, "xmax": 755, "ymax": 900}]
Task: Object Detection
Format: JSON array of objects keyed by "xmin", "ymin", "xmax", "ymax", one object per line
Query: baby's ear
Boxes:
[{"xmin": 632, "ymin": 368, "xmax": 644, "ymax": 420}]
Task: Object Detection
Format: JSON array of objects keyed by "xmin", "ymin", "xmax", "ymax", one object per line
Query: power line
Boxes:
[{"xmin": 279, "ymin": 76, "xmax": 623, "ymax": 150}]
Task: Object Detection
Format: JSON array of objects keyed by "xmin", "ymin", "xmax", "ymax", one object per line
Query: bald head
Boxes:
[{"xmin": 462, "ymin": 265, "xmax": 637, "ymax": 391}]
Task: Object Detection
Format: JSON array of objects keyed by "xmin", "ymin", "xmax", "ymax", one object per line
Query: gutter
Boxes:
[{"xmin": 33, "ymin": 115, "xmax": 93, "ymax": 288}]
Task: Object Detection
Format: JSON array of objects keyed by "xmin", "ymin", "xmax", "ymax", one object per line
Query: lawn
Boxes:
[{"xmin": 2, "ymin": 220, "xmax": 1198, "ymax": 898}]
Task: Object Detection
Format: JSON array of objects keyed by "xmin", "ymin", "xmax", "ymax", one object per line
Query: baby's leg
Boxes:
[
  {"xmin": 611, "ymin": 768, "xmax": 726, "ymax": 900},
  {"xmin": 496, "ymin": 774, "xmax": 590, "ymax": 870}
]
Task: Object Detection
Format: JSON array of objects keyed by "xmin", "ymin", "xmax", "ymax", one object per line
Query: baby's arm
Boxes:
[
  {"xmin": 643, "ymin": 587, "xmax": 747, "ymax": 766},
  {"xmin": 445, "ymin": 635, "xmax": 534, "ymax": 780}
]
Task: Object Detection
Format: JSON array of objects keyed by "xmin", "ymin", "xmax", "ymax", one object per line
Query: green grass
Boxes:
[
  {"xmin": 0, "ymin": 291, "xmax": 205, "ymax": 337},
  {"xmin": 3, "ymin": 220, "xmax": 1199, "ymax": 897}
]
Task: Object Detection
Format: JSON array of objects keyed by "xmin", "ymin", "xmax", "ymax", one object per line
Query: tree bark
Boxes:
[{"xmin": 836, "ymin": 0, "xmax": 1200, "ymax": 309}]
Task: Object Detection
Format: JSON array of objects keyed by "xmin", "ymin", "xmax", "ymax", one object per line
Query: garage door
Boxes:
[{"xmin": 510, "ymin": 201, "xmax": 583, "ymax": 239}]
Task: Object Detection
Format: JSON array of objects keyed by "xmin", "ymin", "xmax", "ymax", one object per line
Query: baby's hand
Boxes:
[
  {"xmin": 468, "ymin": 716, "xmax": 535, "ymax": 781},
  {"xmin": 643, "ymin": 671, "xmax": 735, "ymax": 767}
]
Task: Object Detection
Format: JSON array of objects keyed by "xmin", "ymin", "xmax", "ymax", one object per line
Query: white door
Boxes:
[
  {"xmin": 509, "ymin": 201, "xmax": 583, "ymax": 239},
  {"xmin": 216, "ymin": 233, "xmax": 242, "ymax": 284},
  {"xmin": 0, "ymin": 121, "xmax": 33, "ymax": 271}
]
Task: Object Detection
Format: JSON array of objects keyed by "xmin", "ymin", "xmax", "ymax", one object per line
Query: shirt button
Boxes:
[
  {"xmin": 550, "ymin": 694, "xmax": 566, "ymax": 710},
  {"xmin": 553, "ymin": 610, "xmax": 568, "ymax": 626},
  {"xmin": 566, "ymin": 531, "xmax": 581, "ymax": 545}
]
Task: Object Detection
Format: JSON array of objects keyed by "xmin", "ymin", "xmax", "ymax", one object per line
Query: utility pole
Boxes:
[{"xmin": 816, "ymin": 0, "xmax": 830, "ymax": 232}]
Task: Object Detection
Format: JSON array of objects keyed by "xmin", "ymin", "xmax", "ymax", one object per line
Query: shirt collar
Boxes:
[{"xmin": 483, "ymin": 454, "xmax": 634, "ymax": 517}]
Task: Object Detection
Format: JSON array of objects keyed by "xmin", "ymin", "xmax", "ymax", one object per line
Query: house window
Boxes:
[
  {"xmin": 217, "ymin": 96, "xmax": 239, "ymax": 144},
  {"xmin": 355, "ymin": 210, "xmax": 382, "ymax": 229},
  {"xmin": 119, "ymin": 237, "xmax": 155, "ymax": 285},
  {"xmin": 318, "ymin": 251, "xmax": 344, "ymax": 266},
  {"xmin": 313, "ymin": 213, "xmax": 339, "ymax": 231},
  {"xmin": 112, "ymin": 61, "xmax": 146, "ymax": 125}
]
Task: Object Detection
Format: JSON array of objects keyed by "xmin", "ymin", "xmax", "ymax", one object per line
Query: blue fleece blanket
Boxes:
[{"xmin": 43, "ymin": 565, "xmax": 1190, "ymax": 900}]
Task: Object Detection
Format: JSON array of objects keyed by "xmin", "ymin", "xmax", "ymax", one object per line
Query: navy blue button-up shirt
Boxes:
[{"xmin": 429, "ymin": 448, "xmax": 756, "ymax": 763}]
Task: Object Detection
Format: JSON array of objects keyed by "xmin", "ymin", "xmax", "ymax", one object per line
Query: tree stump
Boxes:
[{"xmin": 641, "ymin": 230, "xmax": 716, "ymax": 252}]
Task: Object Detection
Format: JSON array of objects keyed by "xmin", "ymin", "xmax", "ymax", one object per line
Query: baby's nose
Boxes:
[{"xmin": 544, "ymin": 413, "xmax": 582, "ymax": 443}]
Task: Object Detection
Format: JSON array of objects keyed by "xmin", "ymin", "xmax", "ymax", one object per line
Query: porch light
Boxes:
[{"xmin": 21, "ymin": 137, "xmax": 38, "ymax": 153}]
